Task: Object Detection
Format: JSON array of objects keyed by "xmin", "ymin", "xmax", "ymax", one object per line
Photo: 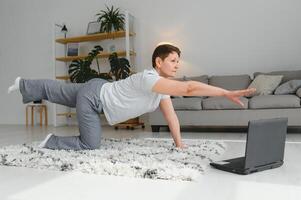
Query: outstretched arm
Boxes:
[
  {"xmin": 159, "ymin": 98, "xmax": 185, "ymax": 148},
  {"xmin": 153, "ymin": 78, "xmax": 255, "ymax": 107}
]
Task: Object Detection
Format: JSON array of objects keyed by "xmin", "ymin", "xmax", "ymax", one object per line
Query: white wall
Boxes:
[{"xmin": 1, "ymin": 0, "xmax": 301, "ymax": 124}]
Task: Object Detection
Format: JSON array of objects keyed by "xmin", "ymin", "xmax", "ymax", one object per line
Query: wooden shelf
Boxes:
[
  {"xmin": 56, "ymin": 31, "xmax": 135, "ymax": 44},
  {"xmin": 56, "ymin": 51, "xmax": 136, "ymax": 62},
  {"xmin": 56, "ymin": 75, "xmax": 70, "ymax": 80},
  {"xmin": 53, "ymin": 12, "xmax": 135, "ymax": 127},
  {"xmin": 56, "ymin": 112, "xmax": 76, "ymax": 117}
]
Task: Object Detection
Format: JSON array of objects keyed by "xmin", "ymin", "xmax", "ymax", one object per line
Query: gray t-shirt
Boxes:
[{"xmin": 100, "ymin": 68, "xmax": 170, "ymax": 125}]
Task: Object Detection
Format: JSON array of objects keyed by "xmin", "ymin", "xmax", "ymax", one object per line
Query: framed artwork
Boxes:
[
  {"xmin": 67, "ymin": 43, "xmax": 79, "ymax": 56},
  {"xmin": 86, "ymin": 21, "xmax": 101, "ymax": 35}
]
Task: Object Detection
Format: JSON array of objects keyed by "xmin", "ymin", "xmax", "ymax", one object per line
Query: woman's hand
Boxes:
[{"xmin": 224, "ymin": 88, "xmax": 256, "ymax": 107}]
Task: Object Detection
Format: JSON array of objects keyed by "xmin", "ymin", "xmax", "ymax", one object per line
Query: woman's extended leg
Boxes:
[
  {"xmin": 19, "ymin": 79, "xmax": 83, "ymax": 107},
  {"xmin": 44, "ymin": 79, "xmax": 107, "ymax": 150}
]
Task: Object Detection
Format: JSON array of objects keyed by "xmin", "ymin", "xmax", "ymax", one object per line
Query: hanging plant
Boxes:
[{"xmin": 96, "ymin": 5, "xmax": 125, "ymax": 33}]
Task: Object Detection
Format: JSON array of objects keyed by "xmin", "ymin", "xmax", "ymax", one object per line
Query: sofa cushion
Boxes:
[
  {"xmin": 183, "ymin": 75, "xmax": 208, "ymax": 84},
  {"xmin": 209, "ymin": 75, "xmax": 251, "ymax": 90},
  {"xmin": 171, "ymin": 96, "xmax": 184, "ymax": 99},
  {"xmin": 171, "ymin": 76, "xmax": 186, "ymax": 81},
  {"xmin": 171, "ymin": 76, "xmax": 207, "ymax": 98},
  {"xmin": 202, "ymin": 97, "xmax": 248, "ymax": 110},
  {"xmin": 254, "ymin": 69, "xmax": 301, "ymax": 84},
  {"xmin": 249, "ymin": 95, "xmax": 300, "ymax": 109},
  {"xmin": 182, "ymin": 75, "xmax": 208, "ymax": 98},
  {"xmin": 297, "ymin": 88, "xmax": 301, "ymax": 98},
  {"xmin": 274, "ymin": 80, "xmax": 301, "ymax": 95},
  {"xmin": 171, "ymin": 98, "xmax": 202, "ymax": 110},
  {"xmin": 247, "ymin": 75, "xmax": 283, "ymax": 97}
]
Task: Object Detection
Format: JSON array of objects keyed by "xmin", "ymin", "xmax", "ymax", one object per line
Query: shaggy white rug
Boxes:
[{"xmin": 0, "ymin": 138, "xmax": 226, "ymax": 181}]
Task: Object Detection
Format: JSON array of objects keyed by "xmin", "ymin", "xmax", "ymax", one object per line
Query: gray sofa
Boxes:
[{"xmin": 149, "ymin": 70, "xmax": 301, "ymax": 132}]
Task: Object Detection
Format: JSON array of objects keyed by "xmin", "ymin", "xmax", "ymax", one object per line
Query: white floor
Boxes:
[{"xmin": 0, "ymin": 125, "xmax": 301, "ymax": 200}]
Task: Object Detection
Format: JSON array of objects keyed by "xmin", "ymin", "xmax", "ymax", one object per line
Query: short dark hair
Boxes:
[{"xmin": 152, "ymin": 44, "xmax": 181, "ymax": 68}]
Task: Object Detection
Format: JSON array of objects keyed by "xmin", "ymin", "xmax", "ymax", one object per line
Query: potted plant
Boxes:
[
  {"xmin": 108, "ymin": 52, "xmax": 132, "ymax": 80},
  {"xmin": 96, "ymin": 5, "xmax": 125, "ymax": 33},
  {"xmin": 68, "ymin": 49, "xmax": 132, "ymax": 83},
  {"xmin": 68, "ymin": 45, "xmax": 112, "ymax": 83}
]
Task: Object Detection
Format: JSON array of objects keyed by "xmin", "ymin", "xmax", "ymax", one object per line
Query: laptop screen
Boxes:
[{"xmin": 244, "ymin": 118, "xmax": 288, "ymax": 169}]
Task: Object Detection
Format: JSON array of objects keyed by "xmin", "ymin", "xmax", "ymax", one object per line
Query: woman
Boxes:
[{"xmin": 8, "ymin": 44, "xmax": 255, "ymax": 150}]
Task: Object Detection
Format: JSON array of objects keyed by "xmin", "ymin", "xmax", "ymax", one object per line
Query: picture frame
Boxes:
[
  {"xmin": 67, "ymin": 43, "xmax": 79, "ymax": 56},
  {"xmin": 86, "ymin": 21, "xmax": 101, "ymax": 35}
]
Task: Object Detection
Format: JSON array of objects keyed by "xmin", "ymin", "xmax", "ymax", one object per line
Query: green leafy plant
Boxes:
[
  {"xmin": 68, "ymin": 45, "xmax": 111, "ymax": 83},
  {"xmin": 109, "ymin": 52, "xmax": 132, "ymax": 81},
  {"xmin": 96, "ymin": 5, "xmax": 125, "ymax": 33},
  {"xmin": 68, "ymin": 47, "xmax": 132, "ymax": 83}
]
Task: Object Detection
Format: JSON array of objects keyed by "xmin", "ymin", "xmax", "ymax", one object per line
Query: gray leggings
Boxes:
[{"xmin": 20, "ymin": 78, "xmax": 108, "ymax": 150}]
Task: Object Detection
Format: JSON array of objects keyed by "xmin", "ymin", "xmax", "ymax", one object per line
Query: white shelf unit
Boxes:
[{"xmin": 53, "ymin": 11, "xmax": 135, "ymax": 126}]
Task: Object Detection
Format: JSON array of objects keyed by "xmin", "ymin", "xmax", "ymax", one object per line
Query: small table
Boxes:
[{"xmin": 26, "ymin": 104, "xmax": 48, "ymax": 126}]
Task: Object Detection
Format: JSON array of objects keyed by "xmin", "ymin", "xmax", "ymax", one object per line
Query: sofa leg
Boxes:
[{"xmin": 151, "ymin": 125, "xmax": 160, "ymax": 132}]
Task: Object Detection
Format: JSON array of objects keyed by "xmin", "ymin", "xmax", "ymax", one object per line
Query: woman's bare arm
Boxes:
[
  {"xmin": 152, "ymin": 78, "xmax": 255, "ymax": 106},
  {"xmin": 159, "ymin": 98, "xmax": 184, "ymax": 148}
]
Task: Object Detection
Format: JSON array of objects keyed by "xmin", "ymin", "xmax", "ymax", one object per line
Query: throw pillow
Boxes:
[
  {"xmin": 274, "ymin": 80, "xmax": 301, "ymax": 95},
  {"xmin": 247, "ymin": 75, "xmax": 283, "ymax": 97},
  {"xmin": 254, "ymin": 70, "xmax": 301, "ymax": 84}
]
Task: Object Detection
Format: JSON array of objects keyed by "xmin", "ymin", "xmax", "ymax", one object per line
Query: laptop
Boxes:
[{"xmin": 210, "ymin": 118, "xmax": 288, "ymax": 175}]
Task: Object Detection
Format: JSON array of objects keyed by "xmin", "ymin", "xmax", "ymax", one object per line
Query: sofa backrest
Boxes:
[
  {"xmin": 254, "ymin": 70, "xmax": 301, "ymax": 84},
  {"xmin": 183, "ymin": 75, "xmax": 209, "ymax": 84},
  {"xmin": 209, "ymin": 74, "xmax": 251, "ymax": 90}
]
